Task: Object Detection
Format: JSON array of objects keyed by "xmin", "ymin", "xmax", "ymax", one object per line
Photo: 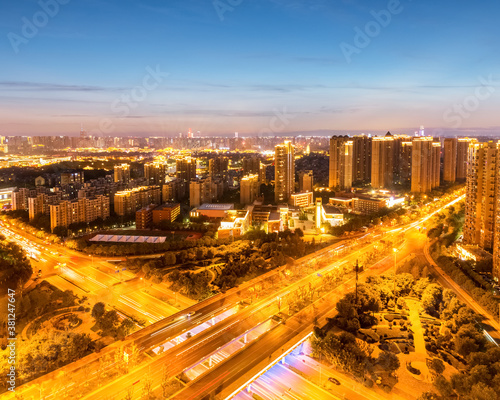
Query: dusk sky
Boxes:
[{"xmin": 1, "ymin": 0, "xmax": 500, "ymax": 137}]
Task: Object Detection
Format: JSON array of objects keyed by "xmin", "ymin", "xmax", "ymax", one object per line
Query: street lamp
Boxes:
[
  {"xmin": 88, "ymin": 254, "xmax": 94, "ymax": 267},
  {"xmin": 393, "ymin": 248, "xmax": 398, "ymax": 299}
]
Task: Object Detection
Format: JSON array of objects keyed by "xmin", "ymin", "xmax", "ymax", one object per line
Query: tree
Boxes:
[
  {"xmin": 451, "ymin": 373, "xmax": 472, "ymax": 397},
  {"xmin": 413, "ymin": 278, "xmax": 430, "ymax": 297},
  {"xmin": 92, "ymin": 302, "xmax": 106, "ymax": 320},
  {"xmin": 468, "ymin": 382, "xmax": 498, "ymax": 400},
  {"xmin": 429, "ymin": 358, "xmax": 445, "ymax": 375},
  {"xmin": 123, "ymin": 388, "xmax": 134, "ymax": 400},
  {"xmin": 421, "ymin": 283, "xmax": 443, "ymax": 315},
  {"xmin": 142, "ymin": 378, "xmax": 153, "ymax": 399},
  {"xmin": 52, "ymin": 226, "xmax": 68, "ymax": 237},
  {"xmin": 99, "ymin": 310, "xmax": 120, "ymax": 335},
  {"xmin": 434, "ymin": 375, "xmax": 454, "ymax": 398},
  {"xmin": 455, "ymin": 324, "xmax": 487, "ymax": 357},
  {"xmin": 164, "ymin": 252, "xmax": 177, "ymax": 265},
  {"xmin": 377, "ymin": 351, "xmax": 400, "ymax": 374},
  {"xmin": 312, "ymin": 331, "xmax": 372, "ymax": 377},
  {"xmin": 475, "ymin": 258, "xmax": 493, "ymax": 274},
  {"xmin": 417, "ymin": 393, "xmax": 440, "ymax": 400},
  {"xmin": 161, "ymin": 367, "xmax": 171, "ymax": 398},
  {"xmin": 118, "ymin": 318, "xmax": 135, "ymax": 337}
]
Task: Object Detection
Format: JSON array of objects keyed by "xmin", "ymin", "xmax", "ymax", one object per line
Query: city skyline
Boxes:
[
  {"xmin": 2, "ymin": 2, "xmax": 500, "ymax": 399},
  {"xmin": 1, "ymin": 0, "xmax": 500, "ymax": 137}
]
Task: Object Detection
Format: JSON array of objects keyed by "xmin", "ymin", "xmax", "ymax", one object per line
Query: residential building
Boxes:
[
  {"xmin": 189, "ymin": 177, "xmax": 222, "ymax": 207},
  {"xmin": 242, "ymin": 157, "xmax": 260, "ymax": 176},
  {"xmin": 208, "ymin": 157, "xmax": 229, "ymax": 180},
  {"xmin": 411, "ymin": 137, "xmax": 441, "ymax": 193},
  {"xmin": 371, "ymin": 133, "xmax": 394, "ymax": 189},
  {"xmin": 162, "ymin": 178, "xmax": 187, "ymax": 202},
  {"xmin": 400, "ymin": 140, "xmax": 413, "ymax": 184},
  {"xmin": 329, "ymin": 136, "xmax": 353, "ymax": 190},
  {"xmin": 114, "ymin": 186, "xmax": 161, "ymax": 216},
  {"xmin": 136, "ymin": 204, "xmax": 156, "ymax": 229},
  {"xmin": 299, "ymin": 170, "xmax": 313, "ymax": 193},
  {"xmin": 352, "ymin": 135, "xmax": 372, "ymax": 184},
  {"xmin": 28, "ymin": 193, "xmax": 62, "ymax": 220},
  {"xmin": 275, "ymin": 141, "xmax": 295, "ymax": 203},
  {"xmin": 144, "ymin": 162, "xmax": 166, "ymax": 186},
  {"xmin": 114, "ymin": 164, "xmax": 131, "ymax": 183},
  {"xmin": 176, "ymin": 157, "xmax": 196, "ymax": 182},
  {"xmin": 457, "ymin": 138, "xmax": 477, "ymax": 180},
  {"xmin": 464, "ymin": 141, "xmax": 499, "ymax": 252},
  {"xmin": 61, "ymin": 171, "xmax": 84, "ymax": 185},
  {"xmin": 443, "ymin": 138, "xmax": 458, "ymax": 183},
  {"xmin": 240, "ymin": 174, "xmax": 260, "ymax": 205},
  {"xmin": 12, "ymin": 188, "xmax": 31, "ymax": 211},
  {"xmin": 152, "ymin": 203, "xmax": 181, "ymax": 224},
  {"xmin": 49, "ymin": 195, "xmax": 109, "ymax": 231}
]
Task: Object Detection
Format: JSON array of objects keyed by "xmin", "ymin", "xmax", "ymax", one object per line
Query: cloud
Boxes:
[{"xmin": 0, "ymin": 81, "xmax": 122, "ymax": 92}]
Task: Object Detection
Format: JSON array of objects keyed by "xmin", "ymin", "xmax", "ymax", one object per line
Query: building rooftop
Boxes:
[
  {"xmin": 269, "ymin": 212, "xmax": 280, "ymax": 221},
  {"xmin": 323, "ymin": 205, "xmax": 344, "ymax": 215},
  {"xmin": 155, "ymin": 203, "xmax": 180, "ymax": 211},
  {"xmin": 197, "ymin": 203, "xmax": 234, "ymax": 211},
  {"xmin": 329, "ymin": 197, "xmax": 353, "ymax": 202}
]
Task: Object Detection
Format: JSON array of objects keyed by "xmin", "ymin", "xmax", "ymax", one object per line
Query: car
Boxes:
[
  {"xmin": 186, "ymin": 311, "xmax": 195, "ymax": 317},
  {"xmin": 328, "ymin": 377, "xmax": 340, "ymax": 385}
]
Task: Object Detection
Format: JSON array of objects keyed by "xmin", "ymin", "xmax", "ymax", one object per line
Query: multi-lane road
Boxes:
[
  {"xmin": 4, "ymin": 189, "xmax": 470, "ymax": 400},
  {"xmin": 0, "ymin": 220, "xmax": 183, "ymax": 325},
  {"xmin": 171, "ymin": 192, "xmax": 469, "ymax": 400}
]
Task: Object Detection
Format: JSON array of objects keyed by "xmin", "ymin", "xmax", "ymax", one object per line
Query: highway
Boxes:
[
  {"xmin": 424, "ymin": 241, "xmax": 500, "ymax": 338},
  {"xmin": 0, "ymin": 220, "xmax": 181, "ymax": 325},
  {"xmin": 234, "ymin": 363, "xmax": 340, "ymax": 400},
  {"xmin": 4, "ymin": 188, "xmax": 467, "ymax": 400},
  {"xmin": 171, "ymin": 193, "xmax": 466, "ymax": 400},
  {"xmin": 8, "ymin": 228, "xmax": 380, "ymax": 399}
]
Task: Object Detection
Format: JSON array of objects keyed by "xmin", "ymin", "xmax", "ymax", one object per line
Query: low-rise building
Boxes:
[
  {"xmin": 190, "ymin": 203, "xmax": 234, "ymax": 219},
  {"xmin": 290, "ymin": 192, "xmax": 313, "ymax": 207},
  {"xmin": 136, "ymin": 204, "xmax": 156, "ymax": 229},
  {"xmin": 322, "ymin": 205, "xmax": 345, "ymax": 227},
  {"xmin": 218, "ymin": 209, "xmax": 251, "ymax": 239},
  {"xmin": 152, "ymin": 203, "xmax": 181, "ymax": 224},
  {"xmin": 352, "ymin": 197, "xmax": 386, "ymax": 214}
]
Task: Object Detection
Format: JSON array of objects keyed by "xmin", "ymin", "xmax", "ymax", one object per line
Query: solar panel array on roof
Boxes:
[{"xmin": 90, "ymin": 235, "xmax": 166, "ymax": 243}]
